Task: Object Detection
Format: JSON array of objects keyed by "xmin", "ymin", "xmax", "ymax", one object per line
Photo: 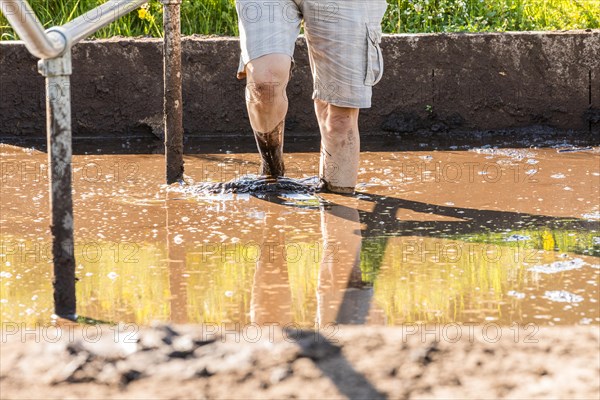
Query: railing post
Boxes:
[
  {"xmin": 38, "ymin": 51, "xmax": 77, "ymax": 320},
  {"xmin": 161, "ymin": 0, "xmax": 184, "ymax": 184}
]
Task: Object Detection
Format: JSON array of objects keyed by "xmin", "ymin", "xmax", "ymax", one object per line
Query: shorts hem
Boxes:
[{"xmin": 312, "ymin": 91, "xmax": 372, "ymax": 109}]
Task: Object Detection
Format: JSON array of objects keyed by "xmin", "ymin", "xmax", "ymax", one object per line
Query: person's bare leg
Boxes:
[
  {"xmin": 245, "ymin": 54, "xmax": 291, "ymax": 177},
  {"xmin": 314, "ymin": 99, "xmax": 360, "ymax": 193}
]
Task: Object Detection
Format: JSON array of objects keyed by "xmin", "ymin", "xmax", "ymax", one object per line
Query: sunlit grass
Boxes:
[
  {"xmin": 384, "ymin": 0, "xmax": 600, "ymax": 33},
  {"xmin": 1, "ymin": 0, "xmax": 598, "ymax": 40}
]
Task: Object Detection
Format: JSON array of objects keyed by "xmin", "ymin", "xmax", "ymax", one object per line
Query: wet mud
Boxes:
[
  {"xmin": 253, "ymin": 119, "xmax": 286, "ymax": 177},
  {"xmin": 1, "ymin": 324, "xmax": 598, "ymax": 399},
  {"xmin": 180, "ymin": 175, "xmax": 318, "ymax": 195}
]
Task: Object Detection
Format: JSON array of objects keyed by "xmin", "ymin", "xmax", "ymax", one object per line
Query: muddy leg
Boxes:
[
  {"xmin": 314, "ymin": 99, "xmax": 360, "ymax": 193},
  {"xmin": 244, "ymin": 54, "xmax": 291, "ymax": 178},
  {"xmin": 253, "ymin": 119, "xmax": 285, "ymax": 177}
]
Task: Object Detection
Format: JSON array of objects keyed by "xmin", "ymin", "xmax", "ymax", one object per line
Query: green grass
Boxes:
[
  {"xmin": 1, "ymin": 0, "xmax": 598, "ymax": 40},
  {"xmin": 384, "ymin": 0, "xmax": 600, "ymax": 33}
]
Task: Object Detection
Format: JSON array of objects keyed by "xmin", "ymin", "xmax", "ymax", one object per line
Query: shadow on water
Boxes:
[{"xmin": 352, "ymin": 193, "xmax": 598, "ymax": 238}]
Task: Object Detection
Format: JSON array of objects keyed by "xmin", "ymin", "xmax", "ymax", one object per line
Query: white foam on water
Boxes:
[
  {"xmin": 281, "ymin": 193, "xmax": 315, "ymax": 200},
  {"xmin": 528, "ymin": 258, "xmax": 587, "ymax": 274},
  {"xmin": 507, "ymin": 290, "xmax": 526, "ymax": 299},
  {"xmin": 543, "ymin": 290, "xmax": 584, "ymax": 303},
  {"xmin": 504, "ymin": 234, "xmax": 531, "ymax": 242},
  {"xmin": 469, "ymin": 147, "xmax": 535, "ymax": 161},
  {"xmin": 582, "ymin": 211, "xmax": 600, "ymax": 220}
]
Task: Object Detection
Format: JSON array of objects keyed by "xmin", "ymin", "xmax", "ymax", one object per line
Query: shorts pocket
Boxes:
[{"xmin": 364, "ymin": 23, "xmax": 384, "ymax": 86}]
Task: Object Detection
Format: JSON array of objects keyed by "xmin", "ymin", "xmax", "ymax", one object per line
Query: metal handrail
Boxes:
[
  {"xmin": 60, "ymin": 0, "xmax": 148, "ymax": 48},
  {"xmin": 0, "ymin": 0, "xmax": 65, "ymax": 58},
  {"xmin": 0, "ymin": 0, "xmax": 148, "ymax": 58},
  {"xmin": 0, "ymin": 0, "xmax": 184, "ymax": 320}
]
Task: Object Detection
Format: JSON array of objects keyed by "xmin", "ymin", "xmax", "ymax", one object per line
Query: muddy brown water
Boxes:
[{"xmin": 0, "ymin": 143, "xmax": 598, "ymax": 328}]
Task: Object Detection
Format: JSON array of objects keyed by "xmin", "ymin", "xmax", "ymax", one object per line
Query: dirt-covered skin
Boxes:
[
  {"xmin": 253, "ymin": 119, "xmax": 286, "ymax": 178},
  {"xmin": 1, "ymin": 324, "xmax": 598, "ymax": 400}
]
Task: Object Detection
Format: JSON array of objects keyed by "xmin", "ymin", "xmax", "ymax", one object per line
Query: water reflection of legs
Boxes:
[
  {"xmin": 249, "ymin": 197, "xmax": 372, "ymax": 328},
  {"xmin": 250, "ymin": 199, "xmax": 293, "ymax": 326},
  {"xmin": 317, "ymin": 202, "xmax": 371, "ymax": 326}
]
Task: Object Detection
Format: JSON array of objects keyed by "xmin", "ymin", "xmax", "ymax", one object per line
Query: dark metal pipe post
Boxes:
[
  {"xmin": 162, "ymin": 0, "xmax": 184, "ymax": 184},
  {"xmin": 38, "ymin": 51, "xmax": 77, "ymax": 320}
]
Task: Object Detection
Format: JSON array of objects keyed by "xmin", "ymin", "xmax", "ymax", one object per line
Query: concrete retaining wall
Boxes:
[{"xmin": 1, "ymin": 31, "xmax": 598, "ymax": 140}]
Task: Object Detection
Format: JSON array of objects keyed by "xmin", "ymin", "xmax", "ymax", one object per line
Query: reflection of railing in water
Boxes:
[{"xmin": 0, "ymin": 0, "xmax": 184, "ymax": 319}]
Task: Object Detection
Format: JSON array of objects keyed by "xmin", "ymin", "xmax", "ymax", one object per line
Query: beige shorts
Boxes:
[{"xmin": 235, "ymin": 0, "xmax": 387, "ymax": 108}]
